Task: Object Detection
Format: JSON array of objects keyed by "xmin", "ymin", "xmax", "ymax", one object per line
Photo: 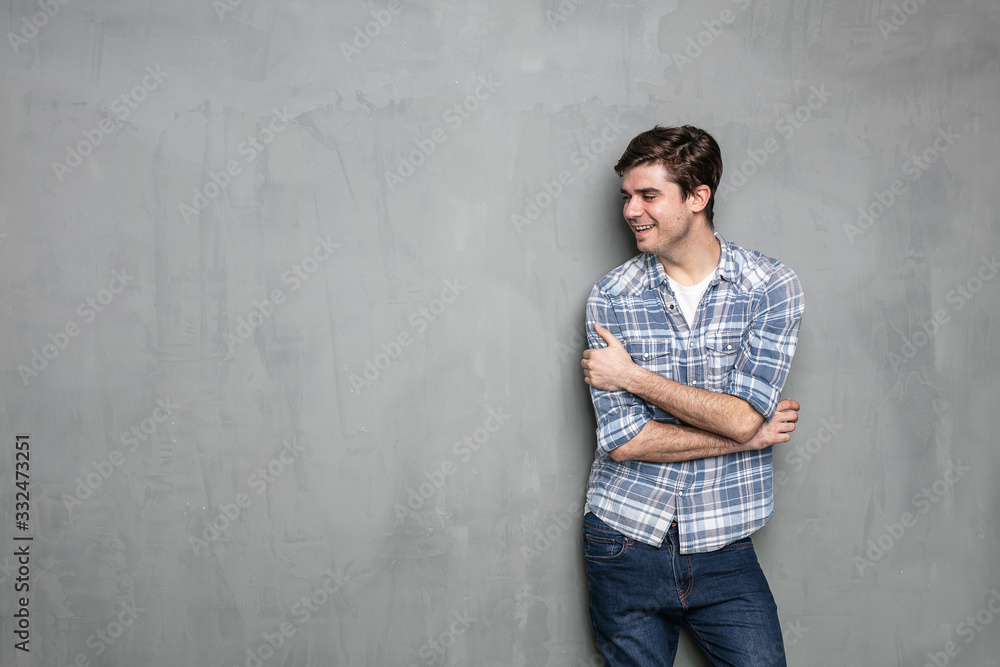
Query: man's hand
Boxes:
[
  {"xmin": 744, "ymin": 398, "xmax": 800, "ymax": 451},
  {"xmin": 582, "ymin": 323, "xmax": 640, "ymax": 392}
]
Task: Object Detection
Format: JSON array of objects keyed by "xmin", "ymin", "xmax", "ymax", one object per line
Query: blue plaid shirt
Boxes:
[{"xmin": 585, "ymin": 232, "xmax": 805, "ymax": 553}]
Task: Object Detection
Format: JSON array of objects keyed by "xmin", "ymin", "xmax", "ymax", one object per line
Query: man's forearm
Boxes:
[
  {"xmin": 622, "ymin": 366, "xmax": 762, "ymax": 442},
  {"xmin": 606, "ymin": 396, "xmax": 799, "ymax": 463},
  {"xmin": 609, "ymin": 420, "xmax": 749, "ymax": 463}
]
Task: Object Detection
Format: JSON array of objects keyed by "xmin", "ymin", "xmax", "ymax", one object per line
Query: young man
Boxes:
[{"xmin": 579, "ymin": 125, "xmax": 805, "ymax": 666}]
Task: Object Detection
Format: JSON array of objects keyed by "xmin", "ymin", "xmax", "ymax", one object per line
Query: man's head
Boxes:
[{"xmin": 614, "ymin": 125, "xmax": 723, "ymax": 228}]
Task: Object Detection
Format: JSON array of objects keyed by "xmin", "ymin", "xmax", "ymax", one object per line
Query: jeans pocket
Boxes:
[{"xmin": 583, "ymin": 522, "xmax": 629, "ymax": 562}]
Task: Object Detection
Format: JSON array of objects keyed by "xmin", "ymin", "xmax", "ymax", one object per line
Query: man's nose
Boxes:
[{"xmin": 624, "ymin": 197, "xmax": 642, "ymax": 219}]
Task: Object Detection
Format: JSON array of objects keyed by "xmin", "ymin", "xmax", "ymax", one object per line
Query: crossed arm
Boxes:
[{"xmin": 581, "ymin": 323, "xmax": 799, "ymax": 463}]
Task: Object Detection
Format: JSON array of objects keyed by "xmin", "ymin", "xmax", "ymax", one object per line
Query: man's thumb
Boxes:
[{"xmin": 594, "ymin": 323, "xmax": 623, "ymax": 348}]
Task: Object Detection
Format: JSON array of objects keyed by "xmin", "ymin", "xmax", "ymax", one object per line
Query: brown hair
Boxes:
[{"xmin": 614, "ymin": 125, "xmax": 723, "ymax": 227}]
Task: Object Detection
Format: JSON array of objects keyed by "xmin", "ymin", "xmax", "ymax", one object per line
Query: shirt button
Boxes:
[
  {"xmin": 726, "ymin": 344, "xmax": 732, "ymax": 350},
  {"xmin": 668, "ymin": 304, "xmax": 675, "ymax": 310},
  {"xmin": 643, "ymin": 353, "xmax": 648, "ymax": 359},
  {"xmin": 690, "ymin": 381, "xmax": 697, "ymax": 385},
  {"xmin": 689, "ymin": 342, "xmax": 694, "ymax": 348}
]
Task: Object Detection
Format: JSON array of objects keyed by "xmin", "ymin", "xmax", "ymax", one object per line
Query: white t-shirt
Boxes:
[{"xmin": 666, "ymin": 271, "xmax": 715, "ymax": 327}]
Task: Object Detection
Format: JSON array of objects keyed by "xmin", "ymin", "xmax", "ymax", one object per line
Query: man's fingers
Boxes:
[
  {"xmin": 777, "ymin": 398, "xmax": 800, "ymax": 411},
  {"xmin": 771, "ymin": 408, "xmax": 798, "ymax": 423}
]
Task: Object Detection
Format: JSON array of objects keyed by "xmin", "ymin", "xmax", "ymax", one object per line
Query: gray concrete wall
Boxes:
[{"xmin": 1, "ymin": 0, "xmax": 997, "ymax": 665}]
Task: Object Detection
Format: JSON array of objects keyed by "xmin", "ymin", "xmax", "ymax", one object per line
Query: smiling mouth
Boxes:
[{"xmin": 633, "ymin": 224, "xmax": 654, "ymax": 233}]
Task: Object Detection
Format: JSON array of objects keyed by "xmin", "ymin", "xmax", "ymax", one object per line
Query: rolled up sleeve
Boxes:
[
  {"xmin": 586, "ymin": 287, "xmax": 652, "ymax": 455},
  {"xmin": 724, "ymin": 264, "xmax": 805, "ymax": 421}
]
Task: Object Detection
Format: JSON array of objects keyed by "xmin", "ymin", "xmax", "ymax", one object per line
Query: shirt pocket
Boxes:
[
  {"xmin": 704, "ymin": 331, "xmax": 742, "ymax": 391},
  {"xmin": 625, "ymin": 339, "xmax": 671, "ymax": 375}
]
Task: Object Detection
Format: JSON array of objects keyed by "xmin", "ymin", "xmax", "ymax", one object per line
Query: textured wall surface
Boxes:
[{"xmin": 1, "ymin": 0, "xmax": 998, "ymax": 665}]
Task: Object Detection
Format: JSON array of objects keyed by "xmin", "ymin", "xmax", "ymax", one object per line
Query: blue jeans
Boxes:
[{"xmin": 583, "ymin": 512, "xmax": 786, "ymax": 667}]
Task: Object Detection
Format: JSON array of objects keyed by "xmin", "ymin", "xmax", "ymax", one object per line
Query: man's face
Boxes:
[{"xmin": 620, "ymin": 162, "xmax": 697, "ymax": 257}]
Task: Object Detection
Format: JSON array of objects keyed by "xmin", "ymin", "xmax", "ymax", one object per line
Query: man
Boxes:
[{"xmin": 579, "ymin": 125, "xmax": 805, "ymax": 666}]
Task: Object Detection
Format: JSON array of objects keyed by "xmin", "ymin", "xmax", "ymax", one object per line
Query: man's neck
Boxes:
[{"xmin": 656, "ymin": 227, "xmax": 721, "ymax": 287}]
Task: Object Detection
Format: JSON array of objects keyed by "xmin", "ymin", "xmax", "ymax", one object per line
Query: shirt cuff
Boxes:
[
  {"xmin": 596, "ymin": 406, "xmax": 651, "ymax": 454},
  {"xmin": 724, "ymin": 371, "xmax": 781, "ymax": 422}
]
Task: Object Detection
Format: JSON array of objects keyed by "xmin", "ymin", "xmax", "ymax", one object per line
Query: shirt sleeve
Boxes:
[
  {"xmin": 586, "ymin": 286, "xmax": 653, "ymax": 455},
  {"xmin": 723, "ymin": 264, "xmax": 805, "ymax": 421}
]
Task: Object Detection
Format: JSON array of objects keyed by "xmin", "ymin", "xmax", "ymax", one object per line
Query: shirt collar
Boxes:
[{"xmin": 645, "ymin": 231, "xmax": 737, "ymax": 289}]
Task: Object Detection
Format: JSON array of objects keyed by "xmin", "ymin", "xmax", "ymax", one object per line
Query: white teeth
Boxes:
[{"xmin": 635, "ymin": 225, "xmax": 653, "ymax": 232}]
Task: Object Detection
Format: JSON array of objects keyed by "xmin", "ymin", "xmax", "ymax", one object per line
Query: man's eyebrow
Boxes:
[{"xmin": 620, "ymin": 187, "xmax": 662, "ymax": 195}]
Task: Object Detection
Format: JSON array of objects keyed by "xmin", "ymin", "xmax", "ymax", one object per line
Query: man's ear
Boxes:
[{"xmin": 688, "ymin": 184, "xmax": 712, "ymax": 214}]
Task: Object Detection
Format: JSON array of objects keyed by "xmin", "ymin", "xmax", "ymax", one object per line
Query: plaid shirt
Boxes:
[{"xmin": 585, "ymin": 232, "xmax": 804, "ymax": 553}]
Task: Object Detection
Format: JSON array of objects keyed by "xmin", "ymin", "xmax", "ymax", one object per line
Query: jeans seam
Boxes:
[
  {"xmin": 682, "ymin": 618, "xmax": 725, "ymax": 666},
  {"xmin": 677, "ymin": 555, "xmax": 694, "ymax": 608}
]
